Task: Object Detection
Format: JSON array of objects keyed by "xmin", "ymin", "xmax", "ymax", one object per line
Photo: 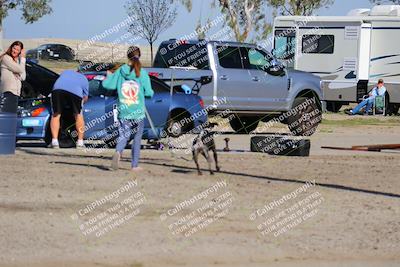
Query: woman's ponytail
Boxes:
[{"xmin": 127, "ymin": 46, "xmax": 142, "ymax": 77}]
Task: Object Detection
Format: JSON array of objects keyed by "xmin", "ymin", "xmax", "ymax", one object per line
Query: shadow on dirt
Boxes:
[
  {"xmin": 19, "ymin": 148, "xmax": 400, "ymax": 199},
  {"xmin": 140, "ymin": 161, "xmax": 400, "ymax": 199}
]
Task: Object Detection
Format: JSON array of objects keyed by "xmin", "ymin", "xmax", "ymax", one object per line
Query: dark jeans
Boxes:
[{"xmin": 0, "ymin": 92, "xmax": 19, "ymax": 113}]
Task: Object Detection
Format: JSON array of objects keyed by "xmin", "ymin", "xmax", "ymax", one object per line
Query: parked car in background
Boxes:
[
  {"xmin": 26, "ymin": 44, "xmax": 75, "ymax": 61},
  {"xmin": 149, "ymin": 39, "xmax": 323, "ymax": 135},
  {"xmin": 16, "ymin": 60, "xmax": 207, "ymax": 148}
]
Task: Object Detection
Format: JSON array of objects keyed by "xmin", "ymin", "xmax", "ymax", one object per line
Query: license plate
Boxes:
[
  {"xmin": 54, "ymin": 54, "xmax": 59, "ymax": 57},
  {"xmin": 22, "ymin": 119, "xmax": 42, "ymax": 127}
]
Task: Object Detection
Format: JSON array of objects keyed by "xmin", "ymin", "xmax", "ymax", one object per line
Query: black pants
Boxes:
[{"xmin": 0, "ymin": 92, "xmax": 19, "ymax": 113}]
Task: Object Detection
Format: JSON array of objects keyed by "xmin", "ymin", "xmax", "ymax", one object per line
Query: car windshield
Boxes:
[{"xmin": 88, "ymin": 79, "xmax": 108, "ymax": 97}]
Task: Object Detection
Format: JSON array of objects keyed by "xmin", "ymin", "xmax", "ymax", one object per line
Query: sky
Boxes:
[{"xmin": 3, "ymin": 0, "xmax": 377, "ymax": 45}]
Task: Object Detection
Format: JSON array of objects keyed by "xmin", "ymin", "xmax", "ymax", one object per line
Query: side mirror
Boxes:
[{"xmin": 267, "ymin": 59, "xmax": 285, "ymax": 76}]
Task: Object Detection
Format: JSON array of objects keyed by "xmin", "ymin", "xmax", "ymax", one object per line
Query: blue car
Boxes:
[{"xmin": 17, "ymin": 61, "xmax": 207, "ymax": 148}]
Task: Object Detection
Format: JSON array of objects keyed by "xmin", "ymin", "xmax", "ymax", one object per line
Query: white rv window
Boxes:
[
  {"xmin": 274, "ymin": 30, "xmax": 296, "ymax": 60},
  {"xmin": 302, "ymin": 35, "xmax": 335, "ymax": 54}
]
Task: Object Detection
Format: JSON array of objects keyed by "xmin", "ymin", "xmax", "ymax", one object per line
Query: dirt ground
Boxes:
[{"xmin": 1, "ymin": 116, "xmax": 400, "ymax": 267}]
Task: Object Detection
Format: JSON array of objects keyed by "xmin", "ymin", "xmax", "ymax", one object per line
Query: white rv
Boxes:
[{"xmin": 273, "ymin": 5, "xmax": 400, "ymax": 113}]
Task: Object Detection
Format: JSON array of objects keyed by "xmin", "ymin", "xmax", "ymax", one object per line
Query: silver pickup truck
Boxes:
[{"xmin": 147, "ymin": 39, "xmax": 323, "ymax": 135}]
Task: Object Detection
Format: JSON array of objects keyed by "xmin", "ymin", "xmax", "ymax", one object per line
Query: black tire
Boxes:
[
  {"xmin": 287, "ymin": 97, "xmax": 322, "ymax": 136},
  {"xmin": 166, "ymin": 111, "xmax": 194, "ymax": 138},
  {"xmin": 250, "ymin": 136, "xmax": 311, "ymax": 157},
  {"xmin": 229, "ymin": 115, "xmax": 259, "ymax": 134},
  {"xmin": 386, "ymin": 93, "xmax": 399, "ymax": 115},
  {"xmin": 326, "ymin": 101, "xmax": 343, "ymax": 113},
  {"xmin": 44, "ymin": 124, "xmax": 52, "ymax": 146},
  {"xmin": 167, "ymin": 118, "xmax": 185, "ymax": 138},
  {"xmin": 388, "ymin": 104, "xmax": 400, "ymax": 115},
  {"xmin": 44, "ymin": 116, "xmax": 77, "ymax": 148},
  {"xmin": 261, "ymin": 114, "xmax": 277, "ymax": 124}
]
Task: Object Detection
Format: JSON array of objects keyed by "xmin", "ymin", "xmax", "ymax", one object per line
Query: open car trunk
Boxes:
[{"xmin": 21, "ymin": 60, "xmax": 59, "ymax": 99}]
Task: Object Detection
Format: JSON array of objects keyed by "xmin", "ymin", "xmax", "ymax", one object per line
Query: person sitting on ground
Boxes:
[
  {"xmin": 49, "ymin": 70, "xmax": 89, "ymax": 148},
  {"xmin": 346, "ymin": 79, "xmax": 386, "ymax": 115}
]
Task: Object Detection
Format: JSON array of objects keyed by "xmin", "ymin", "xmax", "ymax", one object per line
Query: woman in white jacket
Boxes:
[{"xmin": 0, "ymin": 41, "xmax": 26, "ymax": 113}]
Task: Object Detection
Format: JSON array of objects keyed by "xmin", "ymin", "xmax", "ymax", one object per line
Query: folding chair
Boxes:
[{"xmin": 373, "ymin": 95, "xmax": 386, "ymax": 116}]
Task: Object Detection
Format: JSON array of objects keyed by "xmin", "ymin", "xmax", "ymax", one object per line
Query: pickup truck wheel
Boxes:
[
  {"xmin": 230, "ymin": 116, "xmax": 259, "ymax": 134},
  {"xmin": 167, "ymin": 118, "xmax": 184, "ymax": 138},
  {"xmin": 166, "ymin": 110, "xmax": 194, "ymax": 138},
  {"xmin": 287, "ymin": 97, "xmax": 322, "ymax": 136},
  {"xmin": 167, "ymin": 118, "xmax": 185, "ymax": 138}
]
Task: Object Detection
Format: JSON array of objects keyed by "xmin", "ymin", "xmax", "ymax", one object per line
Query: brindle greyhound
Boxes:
[{"xmin": 192, "ymin": 122, "xmax": 220, "ymax": 175}]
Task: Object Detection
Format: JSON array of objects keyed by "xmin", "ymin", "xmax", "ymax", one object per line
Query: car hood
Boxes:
[
  {"xmin": 287, "ymin": 68, "xmax": 314, "ymax": 76},
  {"xmin": 286, "ymin": 68, "xmax": 321, "ymax": 83}
]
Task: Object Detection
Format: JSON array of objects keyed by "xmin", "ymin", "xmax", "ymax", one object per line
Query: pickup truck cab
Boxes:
[{"xmin": 148, "ymin": 39, "xmax": 323, "ymax": 135}]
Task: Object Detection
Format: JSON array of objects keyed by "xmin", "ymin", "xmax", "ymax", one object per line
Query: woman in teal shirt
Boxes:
[{"xmin": 102, "ymin": 46, "xmax": 154, "ymax": 171}]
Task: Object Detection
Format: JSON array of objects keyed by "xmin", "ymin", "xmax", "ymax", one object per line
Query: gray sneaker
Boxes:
[
  {"xmin": 76, "ymin": 144, "xmax": 85, "ymax": 150},
  {"xmin": 47, "ymin": 143, "xmax": 60, "ymax": 149},
  {"xmin": 111, "ymin": 152, "xmax": 120, "ymax": 171},
  {"xmin": 50, "ymin": 142, "xmax": 60, "ymax": 149}
]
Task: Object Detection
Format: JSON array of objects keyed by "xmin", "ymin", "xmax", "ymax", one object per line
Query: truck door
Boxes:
[
  {"xmin": 241, "ymin": 47, "xmax": 289, "ymax": 111},
  {"xmin": 215, "ymin": 45, "xmax": 253, "ymax": 111}
]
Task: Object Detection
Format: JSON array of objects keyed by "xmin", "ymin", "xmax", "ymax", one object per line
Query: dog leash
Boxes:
[
  {"xmin": 144, "ymin": 71, "xmax": 194, "ymax": 163},
  {"xmin": 144, "ymin": 105, "xmax": 158, "ymax": 137}
]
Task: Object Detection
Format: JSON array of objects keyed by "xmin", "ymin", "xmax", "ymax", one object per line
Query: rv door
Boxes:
[{"xmin": 356, "ymin": 23, "xmax": 372, "ymax": 100}]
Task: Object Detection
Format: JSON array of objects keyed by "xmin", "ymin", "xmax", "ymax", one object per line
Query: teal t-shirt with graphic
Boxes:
[{"xmin": 102, "ymin": 64, "xmax": 154, "ymax": 120}]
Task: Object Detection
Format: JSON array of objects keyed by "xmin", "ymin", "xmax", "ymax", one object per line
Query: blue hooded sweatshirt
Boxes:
[{"xmin": 102, "ymin": 64, "xmax": 154, "ymax": 120}]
